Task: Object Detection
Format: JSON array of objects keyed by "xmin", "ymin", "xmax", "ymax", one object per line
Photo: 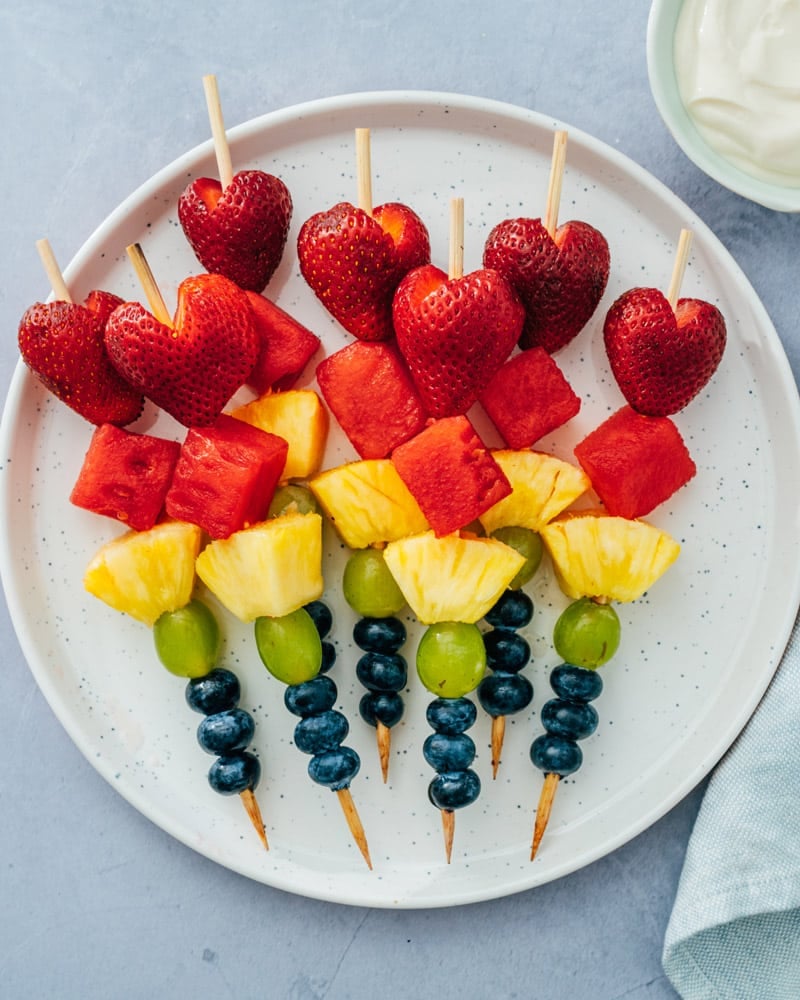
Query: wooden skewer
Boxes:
[
  {"xmin": 531, "ymin": 771, "xmax": 560, "ymax": 860},
  {"xmin": 355, "ymin": 127, "xmax": 373, "ymax": 217},
  {"xmin": 490, "ymin": 715, "xmax": 506, "ymax": 780},
  {"xmin": 441, "ymin": 808, "xmax": 455, "ymax": 864},
  {"xmin": 448, "ymin": 197, "xmax": 465, "ymax": 281},
  {"xmin": 203, "ymin": 73, "xmax": 234, "ymax": 191},
  {"xmin": 376, "ymin": 721, "xmax": 391, "ymax": 783},
  {"xmin": 543, "ymin": 130, "xmax": 568, "ymax": 239},
  {"xmin": 336, "ymin": 787, "xmax": 373, "ymax": 869},
  {"xmin": 36, "ymin": 238, "xmax": 72, "ymax": 303},
  {"xmin": 125, "ymin": 243, "xmax": 173, "ymax": 328},
  {"xmin": 667, "ymin": 228, "xmax": 693, "ymax": 310},
  {"xmin": 240, "ymin": 789, "xmax": 270, "ymax": 850}
]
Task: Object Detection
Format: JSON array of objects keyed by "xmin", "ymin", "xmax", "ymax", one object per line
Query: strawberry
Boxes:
[
  {"xmin": 297, "ymin": 201, "xmax": 430, "ymax": 341},
  {"xmin": 483, "ymin": 217, "xmax": 610, "ymax": 353},
  {"xmin": 18, "ymin": 291, "xmax": 144, "ymax": 426},
  {"xmin": 392, "ymin": 263, "xmax": 524, "ymax": 418},
  {"xmin": 178, "ymin": 169, "xmax": 292, "ymax": 292},
  {"xmin": 244, "ymin": 291, "xmax": 321, "ymax": 395},
  {"xmin": 603, "ymin": 287, "xmax": 727, "ymax": 416},
  {"xmin": 104, "ymin": 273, "xmax": 259, "ymax": 427}
]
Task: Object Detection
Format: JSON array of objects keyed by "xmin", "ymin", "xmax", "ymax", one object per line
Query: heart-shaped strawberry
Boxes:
[
  {"xmin": 603, "ymin": 287, "xmax": 727, "ymax": 416},
  {"xmin": 297, "ymin": 201, "xmax": 430, "ymax": 341},
  {"xmin": 18, "ymin": 291, "xmax": 144, "ymax": 426},
  {"xmin": 104, "ymin": 273, "xmax": 259, "ymax": 427},
  {"xmin": 483, "ymin": 217, "xmax": 610, "ymax": 353},
  {"xmin": 178, "ymin": 169, "xmax": 292, "ymax": 293},
  {"xmin": 392, "ymin": 264, "xmax": 524, "ymax": 418}
]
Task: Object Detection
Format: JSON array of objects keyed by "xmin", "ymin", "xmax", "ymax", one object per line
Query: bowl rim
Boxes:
[{"xmin": 646, "ymin": 0, "xmax": 800, "ymax": 213}]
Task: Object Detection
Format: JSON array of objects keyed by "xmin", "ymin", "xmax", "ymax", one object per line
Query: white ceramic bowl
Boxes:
[{"xmin": 647, "ymin": 0, "xmax": 800, "ymax": 213}]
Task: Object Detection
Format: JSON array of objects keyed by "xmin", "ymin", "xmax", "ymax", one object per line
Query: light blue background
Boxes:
[{"xmin": 2, "ymin": 2, "xmax": 797, "ymax": 997}]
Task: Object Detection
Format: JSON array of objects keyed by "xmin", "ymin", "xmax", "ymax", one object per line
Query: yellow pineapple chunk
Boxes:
[
  {"xmin": 540, "ymin": 512, "xmax": 680, "ymax": 602},
  {"xmin": 383, "ymin": 531, "xmax": 525, "ymax": 624},
  {"xmin": 83, "ymin": 520, "xmax": 202, "ymax": 626},
  {"xmin": 309, "ymin": 459, "xmax": 429, "ymax": 549},
  {"xmin": 479, "ymin": 450, "xmax": 590, "ymax": 535},
  {"xmin": 196, "ymin": 512, "xmax": 323, "ymax": 621},
  {"xmin": 230, "ymin": 389, "xmax": 329, "ymax": 480}
]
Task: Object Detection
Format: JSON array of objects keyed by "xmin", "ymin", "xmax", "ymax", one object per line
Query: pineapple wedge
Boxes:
[
  {"xmin": 83, "ymin": 520, "xmax": 202, "ymax": 626},
  {"xmin": 230, "ymin": 389, "xmax": 329, "ymax": 481},
  {"xmin": 479, "ymin": 450, "xmax": 590, "ymax": 535},
  {"xmin": 383, "ymin": 530, "xmax": 525, "ymax": 624},
  {"xmin": 540, "ymin": 511, "xmax": 680, "ymax": 602},
  {"xmin": 196, "ymin": 511, "xmax": 323, "ymax": 621},
  {"xmin": 310, "ymin": 459, "xmax": 429, "ymax": 549}
]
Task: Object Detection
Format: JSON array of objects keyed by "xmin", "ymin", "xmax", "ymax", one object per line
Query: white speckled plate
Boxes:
[{"xmin": 3, "ymin": 92, "xmax": 800, "ymax": 908}]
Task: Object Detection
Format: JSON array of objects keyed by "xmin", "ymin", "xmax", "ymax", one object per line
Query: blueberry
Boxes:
[
  {"xmin": 477, "ymin": 671, "xmax": 534, "ymax": 717},
  {"xmin": 353, "ymin": 617, "xmax": 406, "ymax": 654},
  {"xmin": 423, "ymin": 732, "xmax": 476, "ymax": 772},
  {"xmin": 197, "ymin": 708, "xmax": 255, "ymax": 754},
  {"xmin": 485, "ymin": 590, "xmax": 534, "ymax": 630},
  {"xmin": 185, "ymin": 668, "xmax": 240, "ymax": 715},
  {"xmin": 428, "ymin": 769, "xmax": 481, "ymax": 811},
  {"xmin": 482, "ymin": 629, "xmax": 531, "ymax": 673},
  {"xmin": 530, "ymin": 733, "xmax": 583, "ymax": 776},
  {"xmin": 284, "ymin": 675, "xmax": 338, "ymax": 717},
  {"xmin": 541, "ymin": 698, "xmax": 599, "ymax": 740},
  {"xmin": 308, "ymin": 746, "xmax": 361, "ymax": 790},
  {"xmin": 426, "ymin": 697, "xmax": 477, "ymax": 734},
  {"xmin": 356, "ymin": 651, "xmax": 407, "ymax": 693},
  {"xmin": 319, "ymin": 640, "xmax": 337, "ymax": 674},
  {"xmin": 293, "ymin": 709, "xmax": 350, "ymax": 755},
  {"xmin": 550, "ymin": 663, "xmax": 604, "ymax": 703},
  {"xmin": 208, "ymin": 751, "xmax": 260, "ymax": 795},
  {"xmin": 304, "ymin": 600, "xmax": 333, "ymax": 639},
  {"xmin": 359, "ymin": 691, "xmax": 404, "ymax": 729}
]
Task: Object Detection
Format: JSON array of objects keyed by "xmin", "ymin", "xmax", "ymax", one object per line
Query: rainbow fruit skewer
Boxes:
[
  {"xmin": 24, "ymin": 242, "xmax": 271, "ymax": 849},
  {"xmin": 251, "ymin": 595, "xmax": 372, "ymax": 869},
  {"xmin": 531, "ymin": 229, "xmax": 708, "ymax": 860}
]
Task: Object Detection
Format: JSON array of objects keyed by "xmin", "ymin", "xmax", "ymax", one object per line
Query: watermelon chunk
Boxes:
[
  {"xmin": 391, "ymin": 415, "xmax": 511, "ymax": 537},
  {"xmin": 574, "ymin": 405, "xmax": 696, "ymax": 518},
  {"xmin": 165, "ymin": 414, "xmax": 288, "ymax": 539},
  {"xmin": 478, "ymin": 347, "xmax": 581, "ymax": 448},
  {"xmin": 316, "ymin": 340, "xmax": 428, "ymax": 459},
  {"xmin": 70, "ymin": 423, "xmax": 181, "ymax": 531},
  {"xmin": 245, "ymin": 292, "xmax": 321, "ymax": 394}
]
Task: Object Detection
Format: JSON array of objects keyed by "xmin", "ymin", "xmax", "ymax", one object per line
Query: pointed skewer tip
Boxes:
[
  {"xmin": 531, "ymin": 772, "xmax": 561, "ymax": 861},
  {"xmin": 441, "ymin": 808, "xmax": 455, "ymax": 865},
  {"xmin": 491, "ymin": 715, "xmax": 507, "ymax": 780},
  {"xmin": 376, "ymin": 721, "xmax": 391, "ymax": 784},
  {"xmin": 239, "ymin": 788, "xmax": 269, "ymax": 851},
  {"xmin": 336, "ymin": 786, "xmax": 373, "ymax": 870}
]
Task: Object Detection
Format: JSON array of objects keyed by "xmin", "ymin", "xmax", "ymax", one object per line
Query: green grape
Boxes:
[
  {"xmin": 254, "ymin": 607, "xmax": 322, "ymax": 685},
  {"xmin": 416, "ymin": 622, "xmax": 487, "ymax": 698},
  {"xmin": 268, "ymin": 484, "xmax": 320, "ymax": 519},
  {"xmin": 491, "ymin": 526, "xmax": 543, "ymax": 589},
  {"xmin": 342, "ymin": 548, "xmax": 406, "ymax": 618},
  {"xmin": 153, "ymin": 599, "xmax": 221, "ymax": 678},
  {"xmin": 553, "ymin": 597, "xmax": 620, "ymax": 669}
]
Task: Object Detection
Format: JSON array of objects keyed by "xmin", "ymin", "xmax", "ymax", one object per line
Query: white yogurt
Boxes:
[{"xmin": 674, "ymin": 0, "xmax": 800, "ymax": 187}]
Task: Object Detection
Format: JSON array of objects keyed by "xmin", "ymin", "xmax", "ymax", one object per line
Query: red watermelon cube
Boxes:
[
  {"xmin": 70, "ymin": 423, "xmax": 181, "ymax": 531},
  {"xmin": 245, "ymin": 292, "xmax": 321, "ymax": 394},
  {"xmin": 574, "ymin": 405, "xmax": 696, "ymax": 518},
  {"xmin": 165, "ymin": 414, "xmax": 288, "ymax": 539},
  {"xmin": 478, "ymin": 347, "xmax": 581, "ymax": 448},
  {"xmin": 391, "ymin": 415, "xmax": 511, "ymax": 537},
  {"xmin": 316, "ymin": 340, "xmax": 428, "ymax": 459}
]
